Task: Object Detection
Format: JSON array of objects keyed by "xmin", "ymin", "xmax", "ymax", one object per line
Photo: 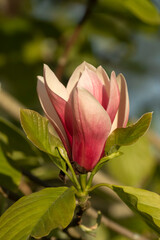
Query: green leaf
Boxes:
[
  {"xmin": 20, "ymin": 109, "xmax": 67, "ymax": 172},
  {"xmin": 124, "ymin": 0, "xmax": 160, "ymax": 25},
  {"xmin": 107, "ymin": 136, "xmax": 155, "ymax": 187},
  {"xmin": 0, "ymin": 187, "xmax": 76, "ymax": 239},
  {"xmin": 0, "ymin": 144, "xmax": 21, "ymax": 190},
  {"xmin": 108, "ymin": 184, "xmax": 160, "ymax": 234},
  {"xmin": 20, "ymin": 109, "xmax": 62, "ymax": 155},
  {"xmin": 92, "ymin": 152, "xmax": 122, "ymax": 176},
  {"xmin": 105, "ymin": 112, "xmax": 152, "ymax": 154},
  {"xmin": 97, "ymin": 0, "xmax": 160, "ymax": 25},
  {"xmin": 86, "ymin": 152, "xmax": 122, "ymax": 190}
]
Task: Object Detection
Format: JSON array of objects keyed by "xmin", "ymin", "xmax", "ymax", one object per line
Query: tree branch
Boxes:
[
  {"xmin": 55, "ymin": 0, "xmax": 97, "ymax": 80},
  {"xmin": 0, "ymin": 186, "xmax": 20, "ymax": 202},
  {"xmin": 0, "ymin": 88, "xmax": 24, "ymax": 121},
  {"xmin": 0, "ymin": 186, "xmax": 152, "ymax": 240},
  {"xmin": 87, "ymin": 208, "xmax": 151, "ymax": 240}
]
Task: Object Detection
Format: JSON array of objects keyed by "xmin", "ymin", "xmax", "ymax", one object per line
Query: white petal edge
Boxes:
[
  {"xmin": 37, "ymin": 76, "xmax": 70, "ymax": 152},
  {"xmin": 96, "ymin": 66, "xmax": 110, "ymax": 95},
  {"xmin": 111, "ymin": 73, "xmax": 129, "ymax": 132},
  {"xmin": 43, "ymin": 64, "xmax": 68, "ymax": 101}
]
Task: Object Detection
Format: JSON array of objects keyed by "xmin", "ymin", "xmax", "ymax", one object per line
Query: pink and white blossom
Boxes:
[{"xmin": 37, "ymin": 62, "xmax": 129, "ymax": 171}]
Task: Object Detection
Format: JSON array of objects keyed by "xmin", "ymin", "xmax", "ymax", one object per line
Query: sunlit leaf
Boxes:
[
  {"xmin": 20, "ymin": 109, "xmax": 67, "ymax": 172},
  {"xmin": 97, "ymin": 0, "xmax": 160, "ymax": 25},
  {"xmin": 124, "ymin": 0, "xmax": 160, "ymax": 25},
  {"xmin": 105, "ymin": 112, "xmax": 152, "ymax": 154},
  {"xmin": 108, "ymin": 184, "xmax": 160, "ymax": 234},
  {"xmin": 91, "ymin": 152, "xmax": 122, "ymax": 176},
  {"xmin": 0, "ymin": 187, "xmax": 76, "ymax": 239}
]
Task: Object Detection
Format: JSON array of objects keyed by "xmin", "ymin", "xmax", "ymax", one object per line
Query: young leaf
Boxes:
[
  {"xmin": 91, "ymin": 152, "xmax": 122, "ymax": 176},
  {"xmin": 0, "ymin": 187, "xmax": 76, "ymax": 240},
  {"xmin": 20, "ymin": 109, "xmax": 62, "ymax": 155},
  {"xmin": 20, "ymin": 109, "xmax": 67, "ymax": 172},
  {"xmin": 105, "ymin": 112, "xmax": 152, "ymax": 154},
  {"xmin": 108, "ymin": 184, "xmax": 160, "ymax": 234}
]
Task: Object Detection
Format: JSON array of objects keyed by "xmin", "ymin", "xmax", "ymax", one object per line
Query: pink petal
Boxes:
[
  {"xmin": 43, "ymin": 64, "xmax": 72, "ymax": 145},
  {"xmin": 106, "ymin": 71, "xmax": 120, "ymax": 123},
  {"xmin": 71, "ymin": 87, "xmax": 111, "ymax": 171},
  {"xmin": 77, "ymin": 67, "xmax": 109, "ymax": 109},
  {"xmin": 37, "ymin": 76, "xmax": 71, "ymax": 155},
  {"xmin": 96, "ymin": 66, "xmax": 110, "ymax": 94},
  {"xmin": 111, "ymin": 74, "xmax": 129, "ymax": 132},
  {"xmin": 66, "ymin": 62, "xmax": 96, "ymax": 94}
]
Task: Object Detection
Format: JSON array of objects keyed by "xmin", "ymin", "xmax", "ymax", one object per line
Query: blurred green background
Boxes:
[{"xmin": 1, "ymin": 0, "xmax": 160, "ymax": 239}]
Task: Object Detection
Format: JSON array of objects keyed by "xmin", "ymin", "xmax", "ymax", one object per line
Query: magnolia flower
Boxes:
[{"xmin": 37, "ymin": 62, "xmax": 129, "ymax": 171}]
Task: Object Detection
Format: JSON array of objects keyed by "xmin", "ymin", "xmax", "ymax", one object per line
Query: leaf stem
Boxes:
[
  {"xmin": 57, "ymin": 148, "xmax": 81, "ymax": 191},
  {"xmin": 49, "ymin": 155, "xmax": 74, "ymax": 183},
  {"xmin": 86, "ymin": 152, "xmax": 121, "ymax": 190},
  {"xmin": 67, "ymin": 160, "xmax": 81, "ymax": 191},
  {"xmin": 88, "ymin": 183, "xmax": 111, "ymax": 192},
  {"xmin": 79, "ymin": 174, "xmax": 88, "ymax": 191}
]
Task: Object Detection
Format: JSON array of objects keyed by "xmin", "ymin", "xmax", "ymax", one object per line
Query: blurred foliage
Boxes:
[
  {"xmin": 0, "ymin": 0, "xmax": 160, "ymax": 239},
  {"xmin": 107, "ymin": 135, "xmax": 156, "ymax": 187}
]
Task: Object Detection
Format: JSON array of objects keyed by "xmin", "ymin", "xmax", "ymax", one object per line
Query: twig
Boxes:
[
  {"xmin": 0, "ymin": 186, "xmax": 20, "ymax": 202},
  {"xmin": 19, "ymin": 176, "xmax": 32, "ymax": 195},
  {"xmin": 65, "ymin": 201, "xmax": 91, "ymax": 230},
  {"xmin": 55, "ymin": 0, "xmax": 97, "ymax": 80},
  {"xmin": 87, "ymin": 208, "xmax": 151, "ymax": 240},
  {"xmin": 0, "ymin": 88, "xmax": 24, "ymax": 121},
  {"xmin": 0, "ymin": 186, "xmax": 152, "ymax": 240}
]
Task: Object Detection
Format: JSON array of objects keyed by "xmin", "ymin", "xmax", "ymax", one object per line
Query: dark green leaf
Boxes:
[
  {"xmin": 0, "ymin": 144, "xmax": 21, "ymax": 190},
  {"xmin": 105, "ymin": 112, "xmax": 152, "ymax": 154},
  {"xmin": 0, "ymin": 187, "xmax": 76, "ymax": 239},
  {"xmin": 0, "ymin": 117, "xmax": 41, "ymax": 169}
]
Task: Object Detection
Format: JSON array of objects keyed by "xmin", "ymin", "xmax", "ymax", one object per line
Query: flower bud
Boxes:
[{"xmin": 37, "ymin": 62, "xmax": 129, "ymax": 171}]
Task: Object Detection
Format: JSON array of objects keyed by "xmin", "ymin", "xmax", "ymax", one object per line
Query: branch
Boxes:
[
  {"xmin": 63, "ymin": 203, "xmax": 90, "ymax": 240},
  {"xmin": 0, "ymin": 186, "xmax": 20, "ymax": 202},
  {"xmin": 0, "ymin": 186, "xmax": 152, "ymax": 240},
  {"xmin": 0, "ymin": 88, "xmax": 24, "ymax": 121},
  {"xmin": 87, "ymin": 208, "xmax": 150, "ymax": 240},
  {"xmin": 55, "ymin": 0, "xmax": 97, "ymax": 80}
]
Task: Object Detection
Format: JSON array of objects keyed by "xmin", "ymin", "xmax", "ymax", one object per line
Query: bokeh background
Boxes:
[{"xmin": 1, "ymin": 0, "xmax": 160, "ymax": 239}]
